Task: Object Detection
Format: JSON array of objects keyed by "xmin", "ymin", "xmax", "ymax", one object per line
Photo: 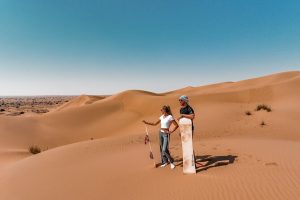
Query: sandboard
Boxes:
[{"xmin": 179, "ymin": 118, "xmax": 196, "ymax": 174}]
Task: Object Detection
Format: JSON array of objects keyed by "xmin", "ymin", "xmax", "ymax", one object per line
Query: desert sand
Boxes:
[{"xmin": 0, "ymin": 71, "xmax": 300, "ymax": 200}]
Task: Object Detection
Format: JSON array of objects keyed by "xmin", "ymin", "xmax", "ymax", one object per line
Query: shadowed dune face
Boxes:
[{"xmin": 56, "ymin": 95, "xmax": 108, "ymax": 111}]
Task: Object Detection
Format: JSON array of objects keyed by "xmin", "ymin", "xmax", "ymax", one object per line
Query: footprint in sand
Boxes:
[{"xmin": 265, "ymin": 162, "xmax": 278, "ymax": 166}]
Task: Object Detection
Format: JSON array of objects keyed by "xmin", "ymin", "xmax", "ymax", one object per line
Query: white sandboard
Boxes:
[{"xmin": 179, "ymin": 118, "xmax": 196, "ymax": 174}]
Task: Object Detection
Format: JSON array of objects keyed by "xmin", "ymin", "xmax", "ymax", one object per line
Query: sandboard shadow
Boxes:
[
  {"xmin": 196, "ymin": 155, "xmax": 237, "ymax": 172},
  {"xmin": 173, "ymin": 155, "xmax": 237, "ymax": 173}
]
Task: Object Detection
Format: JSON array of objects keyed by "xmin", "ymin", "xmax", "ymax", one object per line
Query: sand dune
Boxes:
[
  {"xmin": 1, "ymin": 71, "xmax": 299, "ymax": 148},
  {"xmin": 56, "ymin": 95, "xmax": 108, "ymax": 111},
  {"xmin": 0, "ymin": 71, "xmax": 300, "ymax": 200}
]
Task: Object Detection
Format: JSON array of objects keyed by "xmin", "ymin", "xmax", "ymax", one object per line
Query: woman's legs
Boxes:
[
  {"xmin": 160, "ymin": 131, "xmax": 174, "ymax": 164},
  {"xmin": 159, "ymin": 131, "xmax": 168, "ymax": 164}
]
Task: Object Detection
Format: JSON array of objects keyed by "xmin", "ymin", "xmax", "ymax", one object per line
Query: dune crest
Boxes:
[{"xmin": 56, "ymin": 95, "xmax": 108, "ymax": 111}]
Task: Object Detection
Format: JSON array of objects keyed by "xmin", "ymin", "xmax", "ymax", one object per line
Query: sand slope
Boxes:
[
  {"xmin": 0, "ymin": 71, "xmax": 300, "ymax": 200},
  {"xmin": 1, "ymin": 136, "xmax": 300, "ymax": 200}
]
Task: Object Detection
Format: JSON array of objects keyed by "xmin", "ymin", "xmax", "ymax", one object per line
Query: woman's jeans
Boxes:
[{"xmin": 159, "ymin": 131, "xmax": 174, "ymax": 164}]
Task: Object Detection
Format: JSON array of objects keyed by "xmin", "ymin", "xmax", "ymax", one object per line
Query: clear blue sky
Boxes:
[{"xmin": 0, "ymin": 0, "xmax": 299, "ymax": 95}]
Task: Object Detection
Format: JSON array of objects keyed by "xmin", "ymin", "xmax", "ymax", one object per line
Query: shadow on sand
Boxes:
[{"xmin": 173, "ymin": 155, "xmax": 237, "ymax": 173}]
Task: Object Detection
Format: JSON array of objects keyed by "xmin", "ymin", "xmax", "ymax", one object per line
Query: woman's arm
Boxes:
[
  {"xmin": 142, "ymin": 119, "xmax": 160, "ymax": 126},
  {"xmin": 169, "ymin": 120, "xmax": 179, "ymax": 134}
]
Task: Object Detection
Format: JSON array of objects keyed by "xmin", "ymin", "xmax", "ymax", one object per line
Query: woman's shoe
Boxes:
[
  {"xmin": 160, "ymin": 163, "xmax": 167, "ymax": 168},
  {"xmin": 170, "ymin": 163, "xmax": 176, "ymax": 169}
]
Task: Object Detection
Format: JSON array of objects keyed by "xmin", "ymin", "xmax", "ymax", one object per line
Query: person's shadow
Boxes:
[{"xmin": 173, "ymin": 155, "xmax": 237, "ymax": 173}]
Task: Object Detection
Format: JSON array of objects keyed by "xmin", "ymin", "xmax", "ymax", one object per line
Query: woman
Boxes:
[{"xmin": 143, "ymin": 105, "xmax": 179, "ymax": 169}]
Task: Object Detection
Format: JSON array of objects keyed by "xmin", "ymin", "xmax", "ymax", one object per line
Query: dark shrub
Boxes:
[
  {"xmin": 256, "ymin": 104, "xmax": 272, "ymax": 112},
  {"xmin": 245, "ymin": 111, "xmax": 252, "ymax": 116},
  {"xmin": 28, "ymin": 145, "xmax": 41, "ymax": 154},
  {"xmin": 260, "ymin": 121, "xmax": 266, "ymax": 127}
]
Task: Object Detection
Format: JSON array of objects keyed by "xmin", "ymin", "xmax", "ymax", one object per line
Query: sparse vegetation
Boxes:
[
  {"xmin": 0, "ymin": 96, "xmax": 74, "ymax": 116},
  {"xmin": 32, "ymin": 109, "xmax": 49, "ymax": 114},
  {"xmin": 256, "ymin": 104, "xmax": 272, "ymax": 112},
  {"xmin": 28, "ymin": 145, "xmax": 42, "ymax": 154},
  {"xmin": 245, "ymin": 111, "xmax": 252, "ymax": 116},
  {"xmin": 260, "ymin": 121, "xmax": 266, "ymax": 127}
]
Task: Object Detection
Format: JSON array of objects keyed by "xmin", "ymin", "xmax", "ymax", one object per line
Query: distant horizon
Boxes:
[
  {"xmin": 0, "ymin": 70, "xmax": 298, "ymax": 97},
  {"xmin": 1, "ymin": 1, "xmax": 300, "ymax": 95}
]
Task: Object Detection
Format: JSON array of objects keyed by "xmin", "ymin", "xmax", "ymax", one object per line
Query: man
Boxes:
[
  {"xmin": 178, "ymin": 95, "xmax": 195, "ymax": 130},
  {"xmin": 178, "ymin": 95, "xmax": 203, "ymax": 168}
]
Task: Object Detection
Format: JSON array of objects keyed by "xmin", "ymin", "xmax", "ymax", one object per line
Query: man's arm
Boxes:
[
  {"xmin": 178, "ymin": 106, "xmax": 195, "ymax": 120},
  {"xmin": 180, "ymin": 113, "xmax": 195, "ymax": 120}
]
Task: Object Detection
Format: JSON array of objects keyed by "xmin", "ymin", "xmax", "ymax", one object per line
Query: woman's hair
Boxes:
[{"xmin": 162, "ymin": 105, "xmax": 173, "ymax": 115}]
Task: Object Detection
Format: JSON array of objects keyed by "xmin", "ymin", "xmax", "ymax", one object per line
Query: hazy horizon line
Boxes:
[{"xmin": 1, "ymin": 70, "xmax": 299, "ymax": 97}]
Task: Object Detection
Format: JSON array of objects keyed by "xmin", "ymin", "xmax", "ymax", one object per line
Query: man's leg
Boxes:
[{"xmin": 192, "ymin": 130, "xmax": 204, "ymax": 168}]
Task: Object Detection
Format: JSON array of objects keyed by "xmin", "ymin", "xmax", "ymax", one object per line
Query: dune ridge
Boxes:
[{"xmin": 1, "ymin": 71, "xmax": 299, "ymax": 148}]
